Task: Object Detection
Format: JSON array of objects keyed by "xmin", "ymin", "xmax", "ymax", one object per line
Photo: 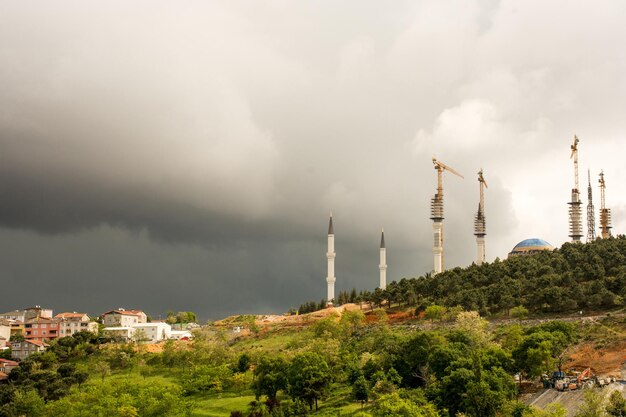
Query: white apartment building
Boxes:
[
  {"xmin": 102, "ymin": 309, "xmax": 147, "ymax": 327},
  {"xmin": 131, "ymin": 322, "xmax": 171, "ymax": 343},
  {"xmin": 55, "ymin": 313, "xmax": 98, "ymax": 336},
  {"xmin": 103, "ymin": 322, "xmax": 172, "ymax": 343}
]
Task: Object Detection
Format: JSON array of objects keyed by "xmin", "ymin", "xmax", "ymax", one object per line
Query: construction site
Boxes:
[
  {"xmin": 429, "ymin": 135, "xmax": 615, "ymax": 274},
  {"xmin": 427, "ymin": 137, "xmax": 622, "ymax": 415}
]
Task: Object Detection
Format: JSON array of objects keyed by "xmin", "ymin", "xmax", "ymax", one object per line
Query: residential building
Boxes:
[
  {"xmin": 0, "ymin": 321, "xmax": 11, "ymax": 347},
  {"xmin": 102, "ymin": 327, "xmax": 134, "ymax": 342},
  {"xmin": 102, "ymin": 309, "xmax": 147, "ymax": 327},
  {"xmin": 10, "ymin": 340, "xmax": 48, "ymax": 360},
  {"xmin": 24, "ymin": 306, "xmax": 53, "ymax": 321},
  {"xmin": 55, "ymin": 313, "xmax": 98, "ymax": 336},
  {"xmin": 0, "ymin": 359, "xmax": 18, "ymax": 374},
  {"xmin": 8, "ymin": 321, "xmax": 24, "ymax": 338},
  {"xmin": 24, "ymin": 317, "xmax": 60, "ymax": 342},
  {"xmin": 132, "ymin": 322, "xmax": 171, "ymax": 343},
  {"xmin": 170, "ymin": 330, "xmax": 192, "ymax": 340},
  {"xmin": 0, "ymin": 310, "xmax": 26, "ymax": 322}
]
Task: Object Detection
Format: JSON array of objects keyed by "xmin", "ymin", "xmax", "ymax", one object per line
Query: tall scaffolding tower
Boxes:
[
  {"xmin": 430, "ymin": 157, "xmax": 463, "ymax": 274},
  {"xmin": 568, "ymin": 136, "xmax": 583, "ymax": 242},
  {"xmin": 599, "ymin": 170, "xmax": 612, "ymax": 239},
  {"xmin": 474, "ymin": 169, "xmax": 487, "ymax": 265},
  {"xmin": 586, "ymin": 169, "xmax": 596, "ymax": 242}
]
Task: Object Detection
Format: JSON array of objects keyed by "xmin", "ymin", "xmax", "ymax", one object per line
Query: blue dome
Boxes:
[
  {"xmin": 513, "ymin": 238, "xmax": 553, "ymax": 249},
  {"xmin": 509, "ymin": 238, "xmax": 554, "ymax": 257}
]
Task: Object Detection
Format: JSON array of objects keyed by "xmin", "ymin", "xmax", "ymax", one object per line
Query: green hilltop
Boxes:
[{"xmin": 2, "ymin": 237, "xmax": 626, "ymax": 417}]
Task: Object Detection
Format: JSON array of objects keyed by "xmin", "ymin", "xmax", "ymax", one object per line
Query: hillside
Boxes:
[{"xmin": 2, "ymin": 238, "xmax": 626, "ymax": 417}]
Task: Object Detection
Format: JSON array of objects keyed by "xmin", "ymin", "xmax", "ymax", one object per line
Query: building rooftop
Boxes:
[
  {"xmin": 508, "ymin": 238, "xmax": 554, "ymax": 257},
  {"xmin": 102, "ymin": 309, "xmax": 145, "ymax": 317},
  {"xmin": 55, "ymin": 312, "xmax": 88, "ymax": 319}
]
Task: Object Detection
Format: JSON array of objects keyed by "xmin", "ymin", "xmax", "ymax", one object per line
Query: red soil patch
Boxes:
[
  {"xmin": 565, "ymin": 341, "xmax": 626, "ymax": 377},
  {"xmin": 387, "ymin": 310, "xmax": 414, "ymax": 323}
]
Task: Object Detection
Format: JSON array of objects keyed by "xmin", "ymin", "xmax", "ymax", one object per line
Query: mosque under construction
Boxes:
[{"xmin": 322, "ymin": 136, "xmax": 616, "ymax": 303}]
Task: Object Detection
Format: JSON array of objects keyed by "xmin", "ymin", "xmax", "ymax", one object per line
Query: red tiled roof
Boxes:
[
  {"xmin": 25, "ymin": 317, "xmax": 59, "ymax": 324},
  {"xmin": 102, "ymin": 309, "xmax": 145, "ymax": 317},
  {"xmin": 55, "ymin": 312, "xmax": 88, "ymax": 319},
  {"xmin": 23, "ymin": 340, "xmax": 48, "ymax": 347},
  {"xmin": 0, "ymin": 359, "xmax": 18, "ymax": 366},
  {"xmin": 0, "ymin": 372, "xmax": 8, "ymax": 380}
]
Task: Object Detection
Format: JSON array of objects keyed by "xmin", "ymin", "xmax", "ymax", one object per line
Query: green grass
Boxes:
[
  {"xmin": 233, "ymin": 328, "xmax": 302, "ymax": 353},
  {"xmin": 190, "ymin": 393, "xmax": 256, "ymax": 417}
]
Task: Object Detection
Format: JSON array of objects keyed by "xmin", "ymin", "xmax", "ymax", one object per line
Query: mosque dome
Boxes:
[{"xmin": 508, "ymin": 238, "xmax": 554, "ymax": 258}]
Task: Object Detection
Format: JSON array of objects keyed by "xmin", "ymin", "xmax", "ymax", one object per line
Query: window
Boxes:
[
  {"xmin": 41, "ymin": 324, "xmax": 47, "ymax": 328},
  {"xmin": 34, "ymin": 331, "xmax": 38, "ymax": 335},
  {"xmin": 42, "ymin": 331, "xmax": 46, "ymax": 335}
]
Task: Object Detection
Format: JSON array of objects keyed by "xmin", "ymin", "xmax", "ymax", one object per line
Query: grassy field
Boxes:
[{"xmin": 191, "ymin": 393, "xmax": 257, "ymax": 417}]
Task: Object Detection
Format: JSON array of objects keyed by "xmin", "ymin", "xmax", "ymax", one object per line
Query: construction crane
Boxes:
[
  {"xmin": 430, "ymin": 157, "xmax": 463, "ymax": 274},
  {"xmin": 570, "ymin": 136, "xmax": 580, "ymax": 191},
  {"xmin": 568, "ymin": 136, "xmax": 583, "ymax": 242},
  {"xmin": 586, "ymin": 169, "xmax": 596, "ymax": 242},
  {"xmin": 599, "ymin": 170, "xmax": 612, "ymax": 239},
  {"xmin": 474, "ymin": 169, "xmax": 487, "ymax": 265}
]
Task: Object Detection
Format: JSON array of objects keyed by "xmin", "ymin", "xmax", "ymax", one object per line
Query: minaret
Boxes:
[
  {"xmin": 430, "ymin": 158, "xmax": 463, "ymax": 274},
  {"xmin": 568, "ymin": 136, "xmax": 583, "ymax": 242},
  {"xmin": 599, "ymin": 171, "xmax": 612, "ymax": 239},
  {"xmin": 474, "ymin": 169, "xmax": 487, "ymax": 265},
  {"xmin": 379, "ymin": 229, "xmax": 387, "ymax": 290},
  {"xmin": 326, "ymin": 213, "xmax": 336, "ymax": 306},
  {"xmin": 586, "ymin": 169, "xmax": 596, "ymax": 242}
]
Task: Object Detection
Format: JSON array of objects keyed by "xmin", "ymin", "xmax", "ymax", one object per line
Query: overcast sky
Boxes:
[{"xmin": 1, "ymin": 0, "xmax": 625, "ymax": 320}]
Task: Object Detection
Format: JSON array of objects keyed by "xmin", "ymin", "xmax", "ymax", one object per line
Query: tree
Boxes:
[
  {"xmin": 424, "ymin": 305, "xmax": 446, "ymax": 322},
  {"xmin": 95, "ymin": 361, "xmax": 111, "ymax": 381},
  {"xmin": 352, "ymin": 375, "xmax": 369, "ymax": 408},
  {"xmin": 287, "ymin": 352, "xmax": 332, "ymax": 411},
  {"xmin": 575, "ymin": 390, "xmax": 607, "ymax": 417},
  {"xmin": 253, "ymin": 356, "xmax": 288, "ymax": 403},
  {"xmin": 341, "ymin": 309, "xmax": 365, "ymax": 335},
  {"xmin": 311, "ymin": 314, "xmax": 342, "ymax": 338},
  {"xmin": 373, "ymin": 392, "xmax": 439, "ymax": 417},
  {"xmin": 10, "ymin": 333, "xmax": 25, "ymax": 342},
  {"xmin": 3, "ymin": 389, "xmax": 45, "ymax": 416},
  {"xmin": 511, "ymin": 305, "xmax": 529, "ymax": 320},
  {"xmin": 44, "ymin": 375, "xmax": 193, "ymax": 416},
  {"xmin": 236, "ymin": 353, "xmax": 251, "ymax": 373},
  {"xmin": 606, "ymin": 390, "xmax": 626, "ymax": 417},
  {"xmin": 133, "ymin": 329, "xmax": 150, "ymax": 344}
]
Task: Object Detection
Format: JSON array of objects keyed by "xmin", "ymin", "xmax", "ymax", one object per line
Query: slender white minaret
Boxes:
[
  {"xmin": 326, "ymin": 213, "xmax": 336, "ymax": 306},
  {"xmin": 474, "ymin": 169, "xmax": 487, "ymax": 265},
  {"xmin": 379, "ymin": 229, "xmax": 387, "ymax": 290}
]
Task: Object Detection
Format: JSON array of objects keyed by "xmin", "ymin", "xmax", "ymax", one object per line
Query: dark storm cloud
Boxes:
[
  {"xmin": 1, "ymin": 0, "xmax": 625, "ymax": 319},
  {"xmin": 0, "ymin": 164, "xmax": 308, "ymax": 245}
]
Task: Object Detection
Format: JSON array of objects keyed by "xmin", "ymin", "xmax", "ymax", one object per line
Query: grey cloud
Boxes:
[{"xmin": 0, "ymin": 0, "xmax": 625, "ymax": 318}]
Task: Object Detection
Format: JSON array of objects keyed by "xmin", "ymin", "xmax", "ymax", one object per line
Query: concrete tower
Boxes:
[
  {"xmin": 379, "ymin": 229, "xmax": 387, "ymax": 290},
  {"xmin": 326, "ymin": 213, "xmax": 336, "ymax": 306},
  {"xmin": 568, "ymin": 136, "xmax": 583, "ymax": 242},
  {"xmin": 474, "ymin": 169, "xmax": 487, "ymax": 265},
  {"xmin": 430, "ymin": 158, "xmax": 463, "ymax": 274},
  {"xmin": 599, "ymin": 171, "xmax": 612, "ymax": 239}
]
